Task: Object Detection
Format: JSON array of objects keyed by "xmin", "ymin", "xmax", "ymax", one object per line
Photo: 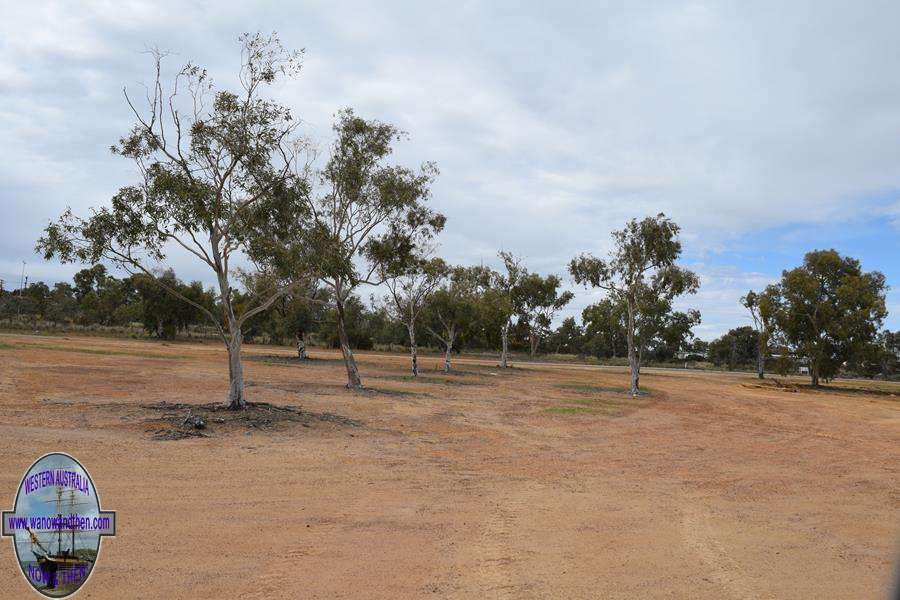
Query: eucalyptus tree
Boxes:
[
  {"xmin": 302, "ymin": 109, "xmax": 445, "ymax": 388},
  {"xmin": 36, "ymin": 33, "xmax": 310, "ymax": 409},
  {"xmin": 740, "ymin": 288, "xmax": 777, "ymax": 379},
  {"xmin": 517, "ymin": 273, "xmax": 574, "ymax": 357},
  {"xmin": 494, "ymin": 251, "xmax": 526, "ymax": 368},
  {"xmin": 425, "ymin": 265, "xmax": 492, "ymax": 372},
  {"xmin": 382, "ymin": 257, "xmax": 448, "ymax": 376},
  {"xmin": 569, "ymin": 214, "xmax": 699, "ymax": 396},
  {"xmin": 768, "ymin": 249, "xmax": 887, "ymax": 385}
]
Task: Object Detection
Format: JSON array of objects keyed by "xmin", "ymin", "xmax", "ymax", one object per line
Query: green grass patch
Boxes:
[
  {"xmin": 546, "ymin": 388, "xmax": 650, "ymax": 416},
  {"xmin": 545, "ymin": 399, "xmax": 625, "ymax": 416},
  {"xmin": 545, "ymin": 406, "xmax": 597, "ymax": 414}
]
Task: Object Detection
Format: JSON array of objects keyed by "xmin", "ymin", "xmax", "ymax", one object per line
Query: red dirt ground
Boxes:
[{"xmin": 0, "ymin": 333, "xmax": 897, "ymax": 599}]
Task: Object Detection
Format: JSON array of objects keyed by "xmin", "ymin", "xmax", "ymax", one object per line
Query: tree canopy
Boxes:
[
  {"xmin": 570, "ymin": 214, "xmax": 699, "ymax": 395},
  {"xmin": 36, "ymin": 33, "xmax": 311, "ymax": 408},
  {"xmin": 767, "ymin": 249, "xmax": 887, "ymax": 385}
]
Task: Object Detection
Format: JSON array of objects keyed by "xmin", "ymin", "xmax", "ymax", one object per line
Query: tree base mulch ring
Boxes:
[{"xmin": 141, "ymin": 401, "xmax": 362, "ymax": 441}]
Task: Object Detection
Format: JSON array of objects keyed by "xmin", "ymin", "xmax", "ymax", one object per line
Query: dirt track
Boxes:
[{"xmin": 0, "ymin": 333, "xmax": 897, "ymax": 599}]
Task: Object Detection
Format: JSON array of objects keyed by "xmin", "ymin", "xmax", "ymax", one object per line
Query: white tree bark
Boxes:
[
  {"xmin": 226, "ymin": 325, "xmax": 245, "ymax": 409},
  {"xmin": 335, "ymin": 294, "xmax": 362, "ymax": 388},
  {"xmin": 626, "ymin": 298, "xmax": 640, "ymax": 396},
  {"xmin": 443, "ymin": 326, "xmax": 457, "ymax": 373},
  {"xmin": 295, "ymin": 330, "xmax": 309, "ymax": 360},
  {"xmin": 407, "ymin": 321, "xmax": 418, "ymax": 376}
]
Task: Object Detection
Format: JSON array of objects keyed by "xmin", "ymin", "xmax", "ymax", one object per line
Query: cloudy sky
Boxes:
[{"xmin": 2, "ymin": 1, "xmax": 899, "ymax": 338}]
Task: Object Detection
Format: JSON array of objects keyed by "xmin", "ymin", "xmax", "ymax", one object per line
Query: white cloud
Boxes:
[{"xmin": 1, "ymin": 1, "xmax": 899, "ymax": 337}]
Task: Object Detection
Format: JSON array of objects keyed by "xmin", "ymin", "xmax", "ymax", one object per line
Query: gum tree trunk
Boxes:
[
  {"xmin": 443, "ymin": 325, "xmax": 457, "ymax": 373},
  {"xmin": 626, "ymin": 298, "xmax": 640, "ymax": 396},
  {"xmin": 407, "ymin": 321, "xmax": 418, "ymax": 376},
  {"xmin": 756, "ymin": 342, "xmax": 765, "ymax": 379},
  {"xmin": 500, "ymin": 321, "xmax": 510, "ymax": 368},
  {"xmin": 295, "ymin": 329, "xmax": 309, "ymax": 360},
  {"xmin": 529, "ymin": 326, "xmax": 539, "ymax": 357},
  {"xmin": 335, "ymin": 295, "xmax": 362, "ymax": 389},
  {"xmin": 213, "ymin": 251, "xmax": 248, "ymax": 410},
  {"xmin": 226, "ymin": 327, "xmax": 246, "ymax": 410}
]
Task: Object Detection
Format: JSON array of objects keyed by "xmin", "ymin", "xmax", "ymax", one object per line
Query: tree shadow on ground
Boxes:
[{"xmin": 745, "ymin": 378, "xmax": 899, "ymax": 398}]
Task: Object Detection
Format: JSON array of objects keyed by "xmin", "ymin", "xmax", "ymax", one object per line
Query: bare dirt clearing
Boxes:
[{"xmin": 0, "ymin": 333, "xmax": 897, "ymax": 599}]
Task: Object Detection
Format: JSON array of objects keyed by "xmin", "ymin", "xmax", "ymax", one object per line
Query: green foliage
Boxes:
[
  {"xmin": 708, "ymin": 326, "xmax": 759, "ymax": 368},
  {"xmin": 548, "ymin": 317, "xmax": 584, "ymax": 355},
  {"xmin": 580, "ymin": 295, "xmax": 700, "ymax": 361},
  {"xmin": 768, "ymin": 249, "xmax": 887, "ymax": 384},
  {"xmin": 581, "ymin": 299, "xmax": 628, "ymax": 358},
  {"xmin": 45, "ymin": 283, "xmax": 78, "ymax": 324},
  {"xmin": 130, "ymin": 270, "xmax": 215, "ymax": 339},
  {"xmin": 303, "ymin": 109, "xmax": 445, "ymax": 292}
]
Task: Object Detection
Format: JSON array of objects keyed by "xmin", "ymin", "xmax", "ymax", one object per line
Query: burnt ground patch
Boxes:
[
  {"xmin": 743, "ymin": 378, "xmax": 900, "ymax": 398},
  {"xmin": 140, "ymin": 401, "xmax": 362, "ymax": 441}
]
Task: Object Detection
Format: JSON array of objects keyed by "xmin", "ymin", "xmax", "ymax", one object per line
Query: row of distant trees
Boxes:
[
  {"xmin": 2, "ymin": 231, "xmax": 696, "ymax": 370},
  {"xmin": 25, "ymin": 34, "xmax": 896, "ymax": 408},
  {"xmin": 7, "ymin": 243, "xmax": 896, "ymax": 385},
  {"xmin": 0, "ymin": 261, "xmax": 575, "ymax": 360}
]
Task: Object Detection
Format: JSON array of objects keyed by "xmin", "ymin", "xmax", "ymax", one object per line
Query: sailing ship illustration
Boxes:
[{"xmin": 23, "ymin": 486, "xmax": 94, "ymax": 592}]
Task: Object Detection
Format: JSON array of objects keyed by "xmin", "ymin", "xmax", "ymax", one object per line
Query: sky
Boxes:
[{"xmin": 1, "ymin": 0, "xmax": 899, "ymax": 339}]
